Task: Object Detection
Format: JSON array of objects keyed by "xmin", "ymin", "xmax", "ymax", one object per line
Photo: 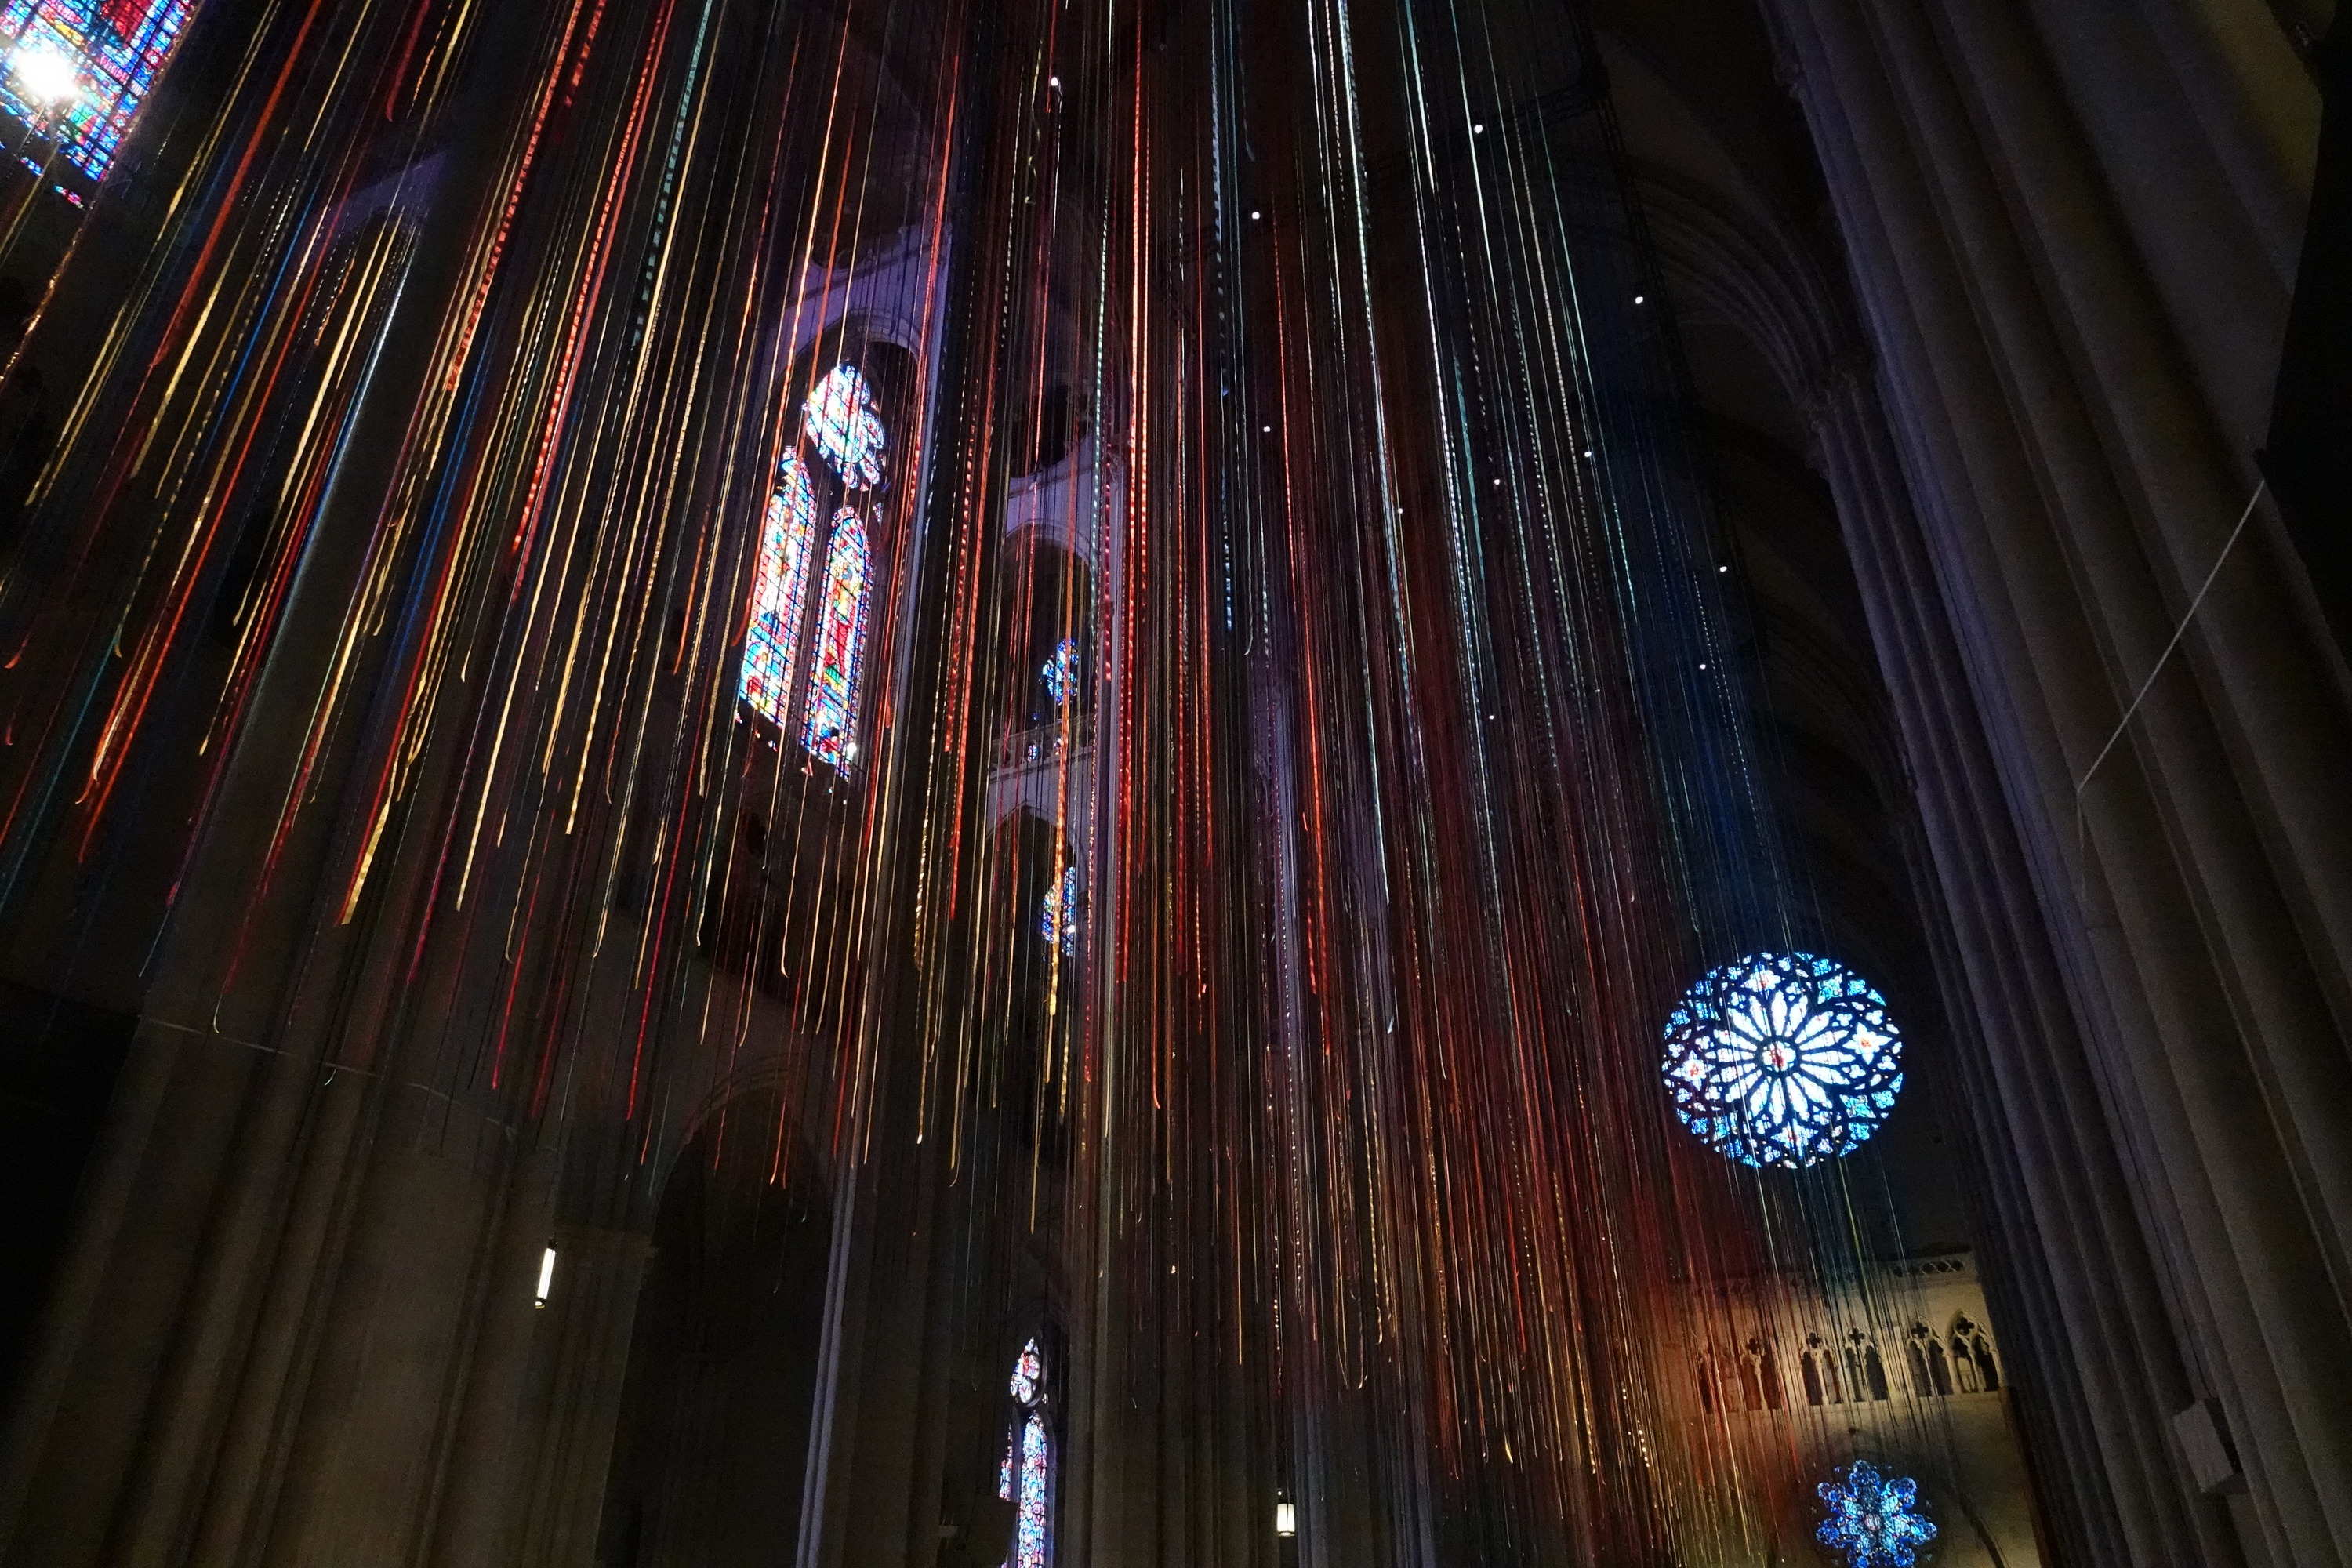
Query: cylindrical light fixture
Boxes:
[
  {"xmin": 1275, "ymin": 1501, "xmax": 1297, "ymax": 1538},
  {"xmin": 535, "ymin": 1245, "xmax": 557, "ymax": 1308}
]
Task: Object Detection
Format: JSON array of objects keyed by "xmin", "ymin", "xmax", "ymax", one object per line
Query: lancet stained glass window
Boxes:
[
  {"xmin": 1000, "ymin": 1339, "xmax": 1051, "ymax": 1568},
  {"xmin": 804, "ymin": 364, "xmax": 888, "ymax": 490},
  {"xmin": 1040, "ymin": 637, "xmax": 1080, "ymax": 708},
  {"xmin": 1041, "ymin": 863, "xmax": 1078, "ymax": 958},
  {"xmin": 0, "ymin": 0, "xmax": 192, "ymax": 182},
  {"xmin": 799, "ymin": 510, "xmax": 871, "ymax": 767},
  {"xmin": 1661, "ymin": 950, "xmax": 1904, "ymax": 1169},
  {"xmin": 740, "ymin": 453, "xmax": 818, "ymax": 727}
]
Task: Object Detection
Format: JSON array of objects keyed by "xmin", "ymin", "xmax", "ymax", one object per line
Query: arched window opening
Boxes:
[
  {"xmin": 1973, "ymin": 1332, "xmax": 2000, "ymax": 1392},
  {"xmin": 800, "ymin": 511, "xmax": 872, "ymax": 766},
  {"xmin": 995, "ymin": 535, "xmax": 1094, "ymax": 765},
  {"xmin": 1951, "ymin": 1333, "xmax": 1980, "ymax": 1392},
  {"xmin": 1000, "ymin": 1338, "xmax": 1052, "ymax": 1568},
  {"xmin": 1853, "ymin": 1331, "xmax": 1890, "ymax": 1401},
  {"xmin": 1697, "ymin": 1349, "xmax": 1719, "ymax": 1414},
  {"xmin": 740, "ymin": 454, "xmax": 818, "ymax": 727},
  {"xmin": 1802, "ymin": 1348, "xmax": 1824, "ymax": 1406},
  {"xmin": 1041, "ymin": 637, "xmax": 1080, "ymax": 710},
  {"xmin": 1753, "ymin": 1338, "xmax": 1784, "ymax": 1409},
  {"xmin": 1905, "ymin": 1324, "xmax": 1945, "ymax": 1396},
  {"xmin": 806, "ymin": 363, "xmax": 888, "ymax": 488},
  {"xmin": 1737, "ymin": 1347, "xmax": 1765, "ymax": 1411},
  {"xmin": 1040, "ymin": 862, "xmax": 1079, "ymax": 960},
  {"xmin": 737, "ymin": 348, "xmax": 906, "ymax": 775},
  {"xmin": 1011, "ymin": 382, "xmax": 1080, "ymax": 476}
]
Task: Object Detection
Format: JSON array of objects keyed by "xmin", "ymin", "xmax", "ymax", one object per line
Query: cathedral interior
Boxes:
[{"xmin": 0, "ymin": 0, "xmax": 2343, "ymax": 1565}]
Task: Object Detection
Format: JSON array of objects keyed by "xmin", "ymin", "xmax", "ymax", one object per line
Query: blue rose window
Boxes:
[
  {"xmin": 1817, "ymin": 1461, "xmax": 1938, "ymax": 1568},
  {"xmin": 1661, "ymin": 951, "xmax": 1903, "ymax": 1168}
]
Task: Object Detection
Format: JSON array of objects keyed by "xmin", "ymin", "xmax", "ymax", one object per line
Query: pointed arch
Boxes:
[
  {"xmin": 1001, "ymin": 1338, "xmax": 1053, "ymax": 1568},
  {"xmin": 804, "ymin": 363, "xmax": 888, "ymax": 489}
]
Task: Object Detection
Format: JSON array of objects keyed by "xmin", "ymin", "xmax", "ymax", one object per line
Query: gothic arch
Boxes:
[{"xmin": 600, "ymin": 1083, "xmax": 833, "ymax": 1568}]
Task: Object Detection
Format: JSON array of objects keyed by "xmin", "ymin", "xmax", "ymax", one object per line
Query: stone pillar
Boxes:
[
  {"xmin": 1760, "ymin": 0, "xmax": 2352, "ymax": 1561},
  {"xmin": 0, "ymin": 5, "xmax": 579, "ymax": 1563},
  {"xmin": 1806, "ymin": 354, "xmax": 2240, "ymax": 1568},
  {"xmin": 517, "ymin": 1224, "xmax": 657, "ymax": 1568}
]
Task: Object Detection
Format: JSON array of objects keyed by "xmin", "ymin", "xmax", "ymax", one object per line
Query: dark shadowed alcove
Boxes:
[{"xmin": 598, "ymin": 1088, "xmax": 831, "ymax": 1568}]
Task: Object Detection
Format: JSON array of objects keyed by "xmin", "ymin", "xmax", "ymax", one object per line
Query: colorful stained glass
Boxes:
[
  {"xmin": 739, "ymin": 453, "xmax": 818, "ymax": 727},
  {"xmin": 1013, "ymin": 1410, "xmax": 1049, "ymax": 1568},
  {"xmin": 1817, "ymin": 1461, "xmax": 1937, "ymax": 1568},
  {"xmin": 1009, "ymin": 1338, "xmax": 1041, "ymax": 1403},
  {"xmin": 1661, "ymin": 951, "xmax": 1903, "ymax": 1169},
  {"xmin": 1040, "ymin": 863, "xmax": 1077, "ymax": 958},
  {"xmin": 1040, "ymin": 637, "xmax": 1080, "ymax": 708},
  {"xmin": 800, "ymin": 510, "xmax": 870, "ymax": 767},
  {"xmin": 804, "ymin": 364, "xmax": 888, "ymax": 489},
  {"xmin": 1003, "ymin": 1339, "xmax": 1049, "ymax": 1568},
  {"xmin": 0, "ymin": 0, "xmax": 193, "ymax": 182}
]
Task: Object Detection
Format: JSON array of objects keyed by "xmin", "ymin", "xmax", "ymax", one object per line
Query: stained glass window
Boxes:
[
  {"xmin": 800, "ymin": 510, "xmax": 870, "ymax": 767},
  {"xmin": 804, "ymin": 364, "xmax": 888, "ymax": 490},
  {"xmin": 1661, "ymin": 951, "xmax": 1903, "ymax": 1169},
  {"xmin": 0, "ymin": 0, "xmax": 192, "ymax": 182},
  {"xmin": 1002, "ymin": 1339, "xmax": 1051, "ymax": 1568},
  {"xmin": 1817, "ymin": 1461, "xmax": 1937, "ymax": 1568},
  {"xmin": 1040, "ymin": 863, "xmax": 1077, "ymax": 958},
  {"xmin": 740, "ymin": 453, "xmax": 818, "ymax": 727},
  {"xmin": 1040, "ymin": 637, "xmax": 1080, "ymax": 708}
]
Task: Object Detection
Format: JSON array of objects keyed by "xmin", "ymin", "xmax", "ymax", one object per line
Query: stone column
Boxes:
[
  {"xmin": 0, "ymin": 5, "xmax": 579, "ymax": 1563},
  {"xmin": 517, "ymin": 1224, "xmax": 657, "ymax": 1568},
  {"xmin": 1806, "ymin": 354, "xmax": 2241, "ymax": 1568},
  {"xmin": 1761, "ymin": 0, "xmax": 2352, "ymax": 1561}
]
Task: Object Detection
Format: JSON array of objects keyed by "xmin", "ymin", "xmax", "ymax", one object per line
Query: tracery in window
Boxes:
[
  {"xmin": 1040, "ymin": 862, "xmax": 1078, "ymax": 959},
  {"xmin": 804, "ymin": 364, "xmax": 888, "ymax": 489},
  {"xmin": 1, "ymin": 0, "xmax": 192, "ymax": 183},
  {"xmin": 1661, "ymin": 950, "xmax": 1904, "ymax": 1168},
  {"xmin": 1958, "ymin": 1316, "xmax": 1999, "ymax": 1391},
  {"xmin": 800, "ymin": 511, "xmax": 871, "ymax": 768},
  {"xmin": 739, "ymin": 453, "xmax": 818, "ymax": 727},
  {"xmin": 1817, "ymin": 1461, "xmax": 1937, "ymax": 1568},
  {"xmin": 1000, "ymin": 1338, "xmax": 1051, "ymax": 1568}
]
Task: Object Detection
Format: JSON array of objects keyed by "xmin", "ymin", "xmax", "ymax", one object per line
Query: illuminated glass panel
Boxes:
[
  {"xmin": 804, "ymin": 364, "xmax": 887, "ymax": 490},
  {"xmin": 1040, "ymin": 637, "xmax": 1080, "ymax": 708},
  {"xmin": 800, "ymin": 510, "xmax": 870, "ymax": 767},
  {"xmin": 1014, "ymin": 1411, "xmax": 1048, "ymax": 1568},
  {"xmin": 1002, "ymin": 1339, "xmax": 1049, "ymax": 1568},
  {"xmin": 740, "ymin": 453, "xmax": 818, "ymax": 727},
  {"xmin": 1040, "ymin": 863, "xmax": 1077, "ymax": 958},
  {"xmin": 0, "ymin": 0, "xmax": 193, "ymax": 182},
  {"xmin": 1009, "ymin": 1338, "xmax": 1041, "ymax": 1403},
  {"xmin": 1661, "ymin": 951, "xmax": 1903, "ymax": 1169},
  {"xmin": 1817, "ymin": 1461, "xmax": 1937, "ymax": 1568}
]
